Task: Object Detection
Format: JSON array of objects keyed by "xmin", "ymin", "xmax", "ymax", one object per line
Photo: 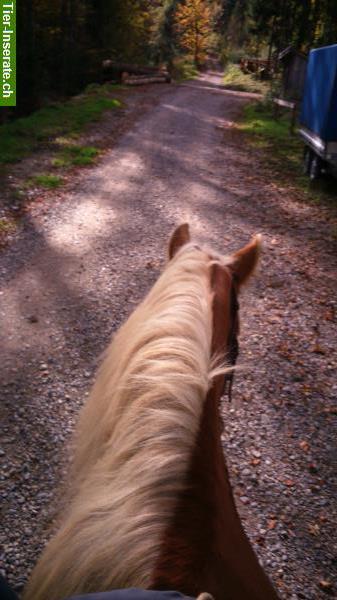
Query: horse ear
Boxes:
[
  {"xmin": 230, "ymin": 234, "xmax": 261, "ymax": 286},
  {"xmin": 168, "ymin": 223, "xmax": 190, "ymax": 259}
]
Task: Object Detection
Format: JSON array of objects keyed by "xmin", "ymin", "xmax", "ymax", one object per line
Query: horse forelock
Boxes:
[{"xmin": 24, "ymin": 245, "xmax": 233, "ymax": 600}]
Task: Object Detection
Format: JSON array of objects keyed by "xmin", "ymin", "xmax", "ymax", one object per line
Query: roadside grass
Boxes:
[
  {"xmin": 51, "ymin": 145, "xmax": 99, "ymax": 168},
  {"xmin": 240, "ymin": 102, "xmax": 302, "ymax": 169},
  {"xmin": 240, "ymin": 102, "xmax": 337, "ymax": 207},
  {"xmin": 29, "ymin": 174, "xmax": 63, "ymax": 188},
  {"xmin": 0, "ymin": 84, "xmax": 121, "ymax": 164},
  {"xmin": 0, "ymin": 85, "xmax": 122, "ymax": 249},
  {"xmin": 223, "ymin": 63, "xmax": 269, "ymax": 95},
  {"xmin": 172, "ymin": 58, "xmax": 199, "ymax": 82}
]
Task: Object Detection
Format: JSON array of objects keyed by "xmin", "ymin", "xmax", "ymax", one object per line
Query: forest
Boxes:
[{"xmin": 18, "ymin": 0, "xmax": 337, "ymax": 115}]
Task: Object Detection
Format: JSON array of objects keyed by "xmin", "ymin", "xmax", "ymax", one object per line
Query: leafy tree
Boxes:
[
  {"xmin": 174, "ymin": 0, "xmax": 213, "ymax": 66},
  {"xmin": 151, "ymin": 0, "xmax": 180, "ymax": 65},
  {"xmin": 14, "ymin": 0, "xmax": 337, "ymax": 118},
  {"xmin": 218, "ymin": 0, "xmax": 337, "ymax": 58}
]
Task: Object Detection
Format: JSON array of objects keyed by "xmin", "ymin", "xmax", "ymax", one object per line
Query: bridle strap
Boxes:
[
  {"xmin": 210, "ymin": 263, "xmax": 240, "ymax": 403},
  {"xmin": 223, "ymin": 274, "xmax": 239, "ymax": 402}
]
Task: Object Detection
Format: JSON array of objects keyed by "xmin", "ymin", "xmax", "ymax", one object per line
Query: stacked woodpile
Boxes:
[{"xmin": 102, "ymin": 61, "xmax": 171, "ymax": 85}]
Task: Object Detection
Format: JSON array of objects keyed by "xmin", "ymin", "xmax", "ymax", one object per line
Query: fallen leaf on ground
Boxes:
[
  {"xmin": 301, "ymin": 384, "xmax": 312, "ymax": 394},
  {"xmin": 312, "ymin": 343, "xmax": 326, "ymax": 354},
  {"xmin": 319, "ymin": 579, "xmax": 333, "ymax": 592},
  {"xmin": 308, "ymin": 523, "xmax": 320, "ymax": 536},
  {"xmin": 255, "ymin": 536, "xmax": 265, "ymax": 546},
  {"xmin": 324, "ymin": 308, "xmax": 335, "ymax": 321},
  {"xmin": 267, "ymin": 315, "xmax": 282, "ymax": 324},
  {"xmin": 282, "ymin": 478, "xmax": 295, "ymax": 487},
  {"xmin": 322, "ymin": 406, "xmax": 337, "ymax": 415}
]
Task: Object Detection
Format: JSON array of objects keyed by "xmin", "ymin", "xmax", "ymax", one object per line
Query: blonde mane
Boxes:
[{"xmin": 25, "ymin": 245, "xmax": 228, "ymax": 600}]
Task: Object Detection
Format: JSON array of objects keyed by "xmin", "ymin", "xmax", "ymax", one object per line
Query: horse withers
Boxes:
[{"xmin": 24, "ymin": 224, "xmax": 279, "ymax": 600}]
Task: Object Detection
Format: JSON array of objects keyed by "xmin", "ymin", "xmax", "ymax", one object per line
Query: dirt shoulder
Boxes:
[{"xmin": 0, "ymin": 73, "xmax": 336, "ymax": 599}]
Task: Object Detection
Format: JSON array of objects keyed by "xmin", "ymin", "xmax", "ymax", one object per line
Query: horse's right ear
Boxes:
[
  {"xmin": 168, "ymin": 223, "xmax": 190, "ymax": 259},
  {"xmin": 230, "ymin": 234, "xmax": 261, "ymax": 287}
]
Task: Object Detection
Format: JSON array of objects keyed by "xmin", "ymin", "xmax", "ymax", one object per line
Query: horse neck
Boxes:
[{"xmin": 150, "ymin": 265, "xmax": 278, "ymax": 600}]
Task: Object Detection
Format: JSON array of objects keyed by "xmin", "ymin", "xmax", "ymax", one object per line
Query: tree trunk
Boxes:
[
  {"xmin": 17, "ymin": 0, "xmax": 38, "ymax": 114},
  {"xmin": 60, "ymin": 0, "xmax": 78, "ymax": 96},
  {"xmin": 267, "ymin": 15, "xmax": 276, "ymax": 64}
]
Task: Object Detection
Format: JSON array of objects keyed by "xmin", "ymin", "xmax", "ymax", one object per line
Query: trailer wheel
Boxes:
[
  {"xmin": 303, "ymin": 147, "xmax": 312, "ymax": 175},
  {"xmin": 309, "ymin": 153, "xmax": 323, "ymax": 180}
]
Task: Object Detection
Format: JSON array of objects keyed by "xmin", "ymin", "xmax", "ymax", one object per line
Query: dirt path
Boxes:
[{"xmin": 1, "ymin": 73, "xmax": 336, "ymax": 599}]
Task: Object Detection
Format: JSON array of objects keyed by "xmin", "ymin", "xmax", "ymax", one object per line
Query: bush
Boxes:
[
  {"xmin": 223, "ymin": 63, "xmax": 270, "ymax": 94},
  {"xmin": 170, "ymin": 57, "xmax": 199, "ymax": 81}
]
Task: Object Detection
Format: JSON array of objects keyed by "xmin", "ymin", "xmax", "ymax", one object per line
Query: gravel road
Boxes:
[{"xmin": 1, "ymin": 72, "xmax": 336, "ymax": 598}]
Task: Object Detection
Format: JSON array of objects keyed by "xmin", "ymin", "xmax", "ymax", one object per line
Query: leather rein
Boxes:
[{"xmin": 223, "ymin": 272, "xmax": 239, "ymax": 402}]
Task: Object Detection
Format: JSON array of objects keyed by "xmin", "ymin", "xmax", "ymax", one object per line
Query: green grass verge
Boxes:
[
  {"xmin": 240, "ymin": 102, "xmax": 337, "ymax": 206},
  {"xmin": 223, "ymin": 63, "xmax": 269, "ymax": 95},
  {"xmin": 172, "ymin": 58, "xmax": 199, "ymax": 82},
  {"xmin": 30, "ymin": 174, "xmax": 63, "ymax": 188},
  {"xmin": 0, "ymin": 84, "xmax": 121, "ymax": 164},
  {"xmin": 51, "ymin": 145, "xmax": 99, "ymax": 168},
  {"xmin": 240, "ymin": 102, "xmax": 302, "ymax": 169}
]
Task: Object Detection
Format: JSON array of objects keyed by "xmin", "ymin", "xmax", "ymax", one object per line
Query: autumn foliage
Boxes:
[
  {"xmin": 174, "ymin": 0, "xmax": 212, "ymax": 66},
  {"xmin": 14, "ymin": 0, "xmax": 337, "ymax": 117}
]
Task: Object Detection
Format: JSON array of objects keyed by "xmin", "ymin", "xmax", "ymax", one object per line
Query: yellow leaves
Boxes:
[{"xmin": 174, "ymin": 0, "xmax": 212, "ymax": 64}]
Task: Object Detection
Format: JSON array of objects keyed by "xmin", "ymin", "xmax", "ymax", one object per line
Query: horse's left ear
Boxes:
[
  {"xmin": 168, "ymin": 223, "xmax": 191, "ymax": 259},
  {"xmin": 230, "ymin": 234, "xmax": 261, "ymax": 287}
]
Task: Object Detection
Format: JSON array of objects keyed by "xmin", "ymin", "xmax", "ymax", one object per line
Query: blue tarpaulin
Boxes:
[{"xmin": 300, "ymin": 44, "xmax": 337, "ymax": 142}]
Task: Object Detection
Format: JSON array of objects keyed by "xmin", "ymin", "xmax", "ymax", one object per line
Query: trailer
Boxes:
[{"xmin": 299, "ymin": 43, "xmax": 337, "ymax": 179}]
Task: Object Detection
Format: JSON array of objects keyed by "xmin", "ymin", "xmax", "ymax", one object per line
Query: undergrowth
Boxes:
[
  {"xmin": 0, "ymin": 84, "xmax": 121, "ymax": 164},
  {"xmin": 171, "ymin": 58, "xmax": 199, "ymax": 82},
  {"xmin": 223, "ymin": 63, "xmax": 269, "ymax": 95}
]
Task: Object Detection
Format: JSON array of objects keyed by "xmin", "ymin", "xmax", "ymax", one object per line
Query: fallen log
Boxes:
[
  {"xmin": 123, "ymin": 74, "xmax": 170, "ymax": 86},
  {"xmin": 102, "ymin": 61, "xmax": 170, "ymax": 83}
]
